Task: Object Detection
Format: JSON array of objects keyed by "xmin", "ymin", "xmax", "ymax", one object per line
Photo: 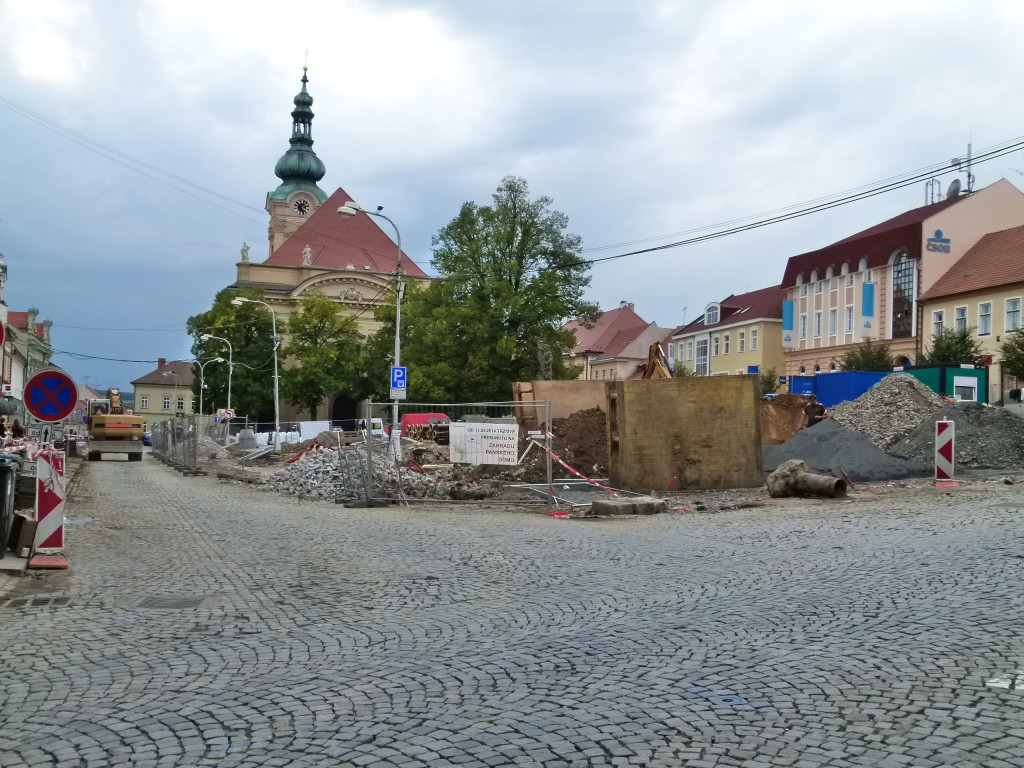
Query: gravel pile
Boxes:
[
  {"xmin": 889, "ymin": 402, "xmax": 1024, "ymax": 468},
  {"xmin": 196, "ymin": 436, "xmax": 228, "ymax": 460},
  {"xmin": 829, "ymin": 373, "xmax": 946, "ymax": 449},
  {"xmin": 263, "ymin": 443, "xmax": 459, "ymax": 501},
  {"xmin": 763, "ymin": 419, "xmax": 930, "ymax": 481}
]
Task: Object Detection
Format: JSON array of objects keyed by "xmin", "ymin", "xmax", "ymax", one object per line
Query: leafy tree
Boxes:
[
  {"xmin": 186, "ymin": 288, "xmax": 276, "ymax": 422},
  {"xmin": 1000, "ymin": 329, "xmax": 1024, "ymax": 379},
  {"xmin": 673, "ymin": 361, "xmax": 696, "ymax": 377},
  {"xmin": 758, "ymin": 366, "xmax": 779, "ymax": 395},
  {"xmin": 920, "ymin": 327, "xmax": 985, "ymax": 365},
  {"xmin": 364, "ymin": 176, "xmax": 599, "ymax": 402},
  {"xmin": 279, "ymin": 293, "xmax": 363, "ymax": 419},
  {"xmin": 838, "ymin": 339, "xmax": 896, "ymax": 371}
]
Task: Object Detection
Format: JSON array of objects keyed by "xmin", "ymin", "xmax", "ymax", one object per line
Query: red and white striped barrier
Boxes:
[
  {"xmin": 32, "ymin": 450, "xmax": 67, "ymax": 566},
  {"xmin": 935, "ymin": 420, "xmax": 955, "ymax": 481}
]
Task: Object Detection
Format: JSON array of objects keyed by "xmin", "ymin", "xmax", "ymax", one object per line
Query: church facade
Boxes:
[{"xmin": 230, "ymin": 68, "xmax": 429, "ymax": 423}]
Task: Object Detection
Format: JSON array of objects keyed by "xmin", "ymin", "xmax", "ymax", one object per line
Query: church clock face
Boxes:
[{"xmin": 293, "ymin": 199, "xmax": 310, "ymax": 216}]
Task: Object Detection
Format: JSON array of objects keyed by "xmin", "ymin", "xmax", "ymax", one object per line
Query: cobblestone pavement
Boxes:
[{"xmin": 2, "ymin": 456, "xmax": 1024, "ymax": 768}]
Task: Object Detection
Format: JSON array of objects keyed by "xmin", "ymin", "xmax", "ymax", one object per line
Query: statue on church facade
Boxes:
[
  {"xmin": 240, "ymin": 242, "xmax": 250, "ymax": 262},
  {"xmin": 302, "ymin": 244, "xmax": 313, "ymax": 265}
]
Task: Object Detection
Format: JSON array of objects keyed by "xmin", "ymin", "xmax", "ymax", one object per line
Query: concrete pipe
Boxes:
[
  {"xmin": 766, "ymin": 458, "xmax": 848, "ymax": 499},
  {"xmin": 794, "ymin": 473, "xmax": 847, "ymax": 498}
]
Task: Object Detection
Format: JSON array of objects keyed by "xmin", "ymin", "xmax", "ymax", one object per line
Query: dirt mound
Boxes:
[
  {"xmin": 763, "ymin": 418, "xmax": 930, "ymax": 481},
  {"xmin": 889, "ymin": 403, "xmax": 1024, "ymax": 468},
  {"xmin": 516, "ymin": 408, "xmax": 608, "ymax": 482},
  {"xmin": 761, "ymin": 394, "xmax": 806, "ymax": 445},
  {"xmin": 829, "ymin": 373, "xmax": 945, "ymax": 449}
]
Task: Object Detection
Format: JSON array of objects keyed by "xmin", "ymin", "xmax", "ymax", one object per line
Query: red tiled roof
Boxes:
[
  {"xmin": 674, "ymin": 285, "xmax": 785, "ymax": 335},
  {"xmin": 564, "ymin": 305, "xmax": 650, "ymax": 356},
  {"xmin": 261, "ymin": 188, "xmax": 428, "ymax": 277},
  {"xmin": 781, "ymin": 197, "xmax": 962, "ymax": 287},
  {"xmin": 6, "ymin": 311, "xmax": 45, "ymax": 338},
  {"xmin": 131, "ymin": 360, "xmax": 196, "ymax": 386},
  {"xmin": 919, "ymin": 224, "xmax": 1024, "ymax": 301}
]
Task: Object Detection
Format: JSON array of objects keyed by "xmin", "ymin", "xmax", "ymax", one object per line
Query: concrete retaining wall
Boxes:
[{"xmin": 607, "ymin": 376, "xmax": 763, "ymax": 491}]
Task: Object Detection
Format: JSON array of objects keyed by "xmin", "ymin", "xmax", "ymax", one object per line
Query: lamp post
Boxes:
[
  {"xmin": 231, "ymin": 296, "xmax": 281, "ymax": 451},
  {"xmin": 162, "ymin": 370, "xmax": 182, "ymax": 416},
  {"xmin": 337, "ymin": 201, "xmax": 403, "ymax": 456},
  {"xmin": 195, "ymin": 357, "xmax": 225, "ymax": 415},
  {"xmin": 200, "ymin": 334, "xmax": 233, "ymax": 412}
]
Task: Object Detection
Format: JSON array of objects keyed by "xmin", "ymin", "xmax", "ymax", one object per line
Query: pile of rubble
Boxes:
[
  {"xmin": 196, "ymin": 436, "xmax": 228, "ymax": 461},
  {"xmin": 890, "ymin": 402, "xmax": 1024, "ymax": 468},
  {"xmin": 262, "ymin": 442, "xmax": 461, "ymax": 501},
  {"xmin": 829, "ymin": 374, "xmax": 946, "ymax": 449}
]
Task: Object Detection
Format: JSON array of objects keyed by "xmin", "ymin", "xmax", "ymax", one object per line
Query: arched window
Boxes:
[
  {"xmin": 799, "ymin": 366, "xmax": 806, "ymax": 374},
  {"xmin": 840, "ymin": 262, "xmax": 849, "ymax": 276},
  {"xmin": 795, "ymin": 273, "xmax": 804, "ymax": 286},
  {"xmin": 814, "ymin": 364, "xmax": 821, "ymax": 373},
  {"xmin": 891, "ymin": 250, "xmax": 915, "ymax": 338},
  {"xmin": 858, "ymin": 257, "xmax": 869, "ymax": 272},
  {"xmin": 705, "ymin": 305, "xmax": 719, "ymax": 324},
  {"xmin": 825, "ymin": 266, "xmax": 834, "ymax": 279}
]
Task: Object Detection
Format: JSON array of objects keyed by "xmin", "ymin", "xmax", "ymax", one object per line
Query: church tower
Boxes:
[{"xmin": 266, "ymin": 67, "xmax": 328, "ymax": 255}]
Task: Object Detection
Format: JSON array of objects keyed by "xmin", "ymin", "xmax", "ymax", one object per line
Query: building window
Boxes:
[
  {"xmin": 954, "ymin": 306, "xmax": 967, "ymax": 332},
  {"xmin": 979, "ymin": 302, "xmax": 992, "ymax": 335},
  {"xmin": 892, "ymin": 251, "xmax": 915, "ymax": 338},
  {"xmin": 932, "ymin": 310, "xmax": 945, "ymax": 338},
  {"xmin": 705, "ymin": 305, "xmax": 719, "ymax": 324},
  {"xmin": 829, "ymin": 308, "xmax": 838, "ymax": 337},
  {"xmin": 695, "ymin": 339, "xmax": 709, "ymax": 376},
  {"xmin": 751, "ymin": 328, "xmax": 758, "ymax": 350},
  {"xmin": 800, "ymin": 284, "xmax": 808, "ymax": 297},
  {"xmin": 163, "ymin": 397, "xmax": 171, "ymax": 410},
  {"xmin": 140, "ymin": 396, "xmax": 149, "ymax": 409},
  {"xmin": 799, "ymin": 315, "xmax": 807, "ymax": 340},
  {"xmin": 712, "ymin": 336, "xmax": 720, "ymax": 356},
  {"xmin": 847, "ymin": 274, "xmax": 855, "ymax": 287},
  {"xmin": 687, "ymin": 340, "xmax": 694, "ymax": 361},
  {"xmin": 814, "ymin": 312, "xmax": 822, "ymax": 338},
  {"xmin": 738, "ymin": 331, "xmax": 746, "ymax": 352},
  {"xmin": 815, "ymin": 281, "xmax": 823, "ymax": 294},
  {"xmin": 723, "ymin": 334, "xmax": 730, "ymax": 354},
  {"xmin": 177, "ymin": 397, "xmax": 185, "ymax": 412},
  {"xmin": 845, "ymin": 306, "xmax": 854, "ymax": 333},
  {"xmin": 1007, "ymin": 298, "xmax": 1022, "ymax": 332},
  {"xmin": 831, "ymin": 278, "xmax": 839, "ymax": 291}
]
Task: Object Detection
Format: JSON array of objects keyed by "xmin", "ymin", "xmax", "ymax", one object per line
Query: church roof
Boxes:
[
  {"xmin": 261, "ymin": 187, "xmax": 429, "ymax": 277},
  {"xmin": 269, "ymin": 68, "xmax": 327, "ymax": 203}
]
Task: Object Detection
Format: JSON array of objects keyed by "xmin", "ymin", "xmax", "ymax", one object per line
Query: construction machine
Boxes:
[
  {"xmin": 641, "ymin": 342, "xmax": 674, "ymax": 379},
  {"xmin": 87, "ymin": 388, "xmax": 145, "ymax": 461}
]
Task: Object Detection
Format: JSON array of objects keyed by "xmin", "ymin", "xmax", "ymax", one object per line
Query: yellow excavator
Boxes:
[
  {"xmin": 641, "ymin": 342, "xmax": 674, "ymax": 379},
  {"xmin": 87, "ymin": 388, "xmax": 145, "ymax": 462}
]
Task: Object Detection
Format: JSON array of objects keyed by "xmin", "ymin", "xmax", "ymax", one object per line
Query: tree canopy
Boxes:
[
  {"xmin": 363, "ymin": 176, "xmax": 599, "ymax": 402},
  {"xmin": 280, "ymin": 293, "xmax": 362, "ymax": 420},
  {"xmin": 920, "ymin": 327, "xmax": 986, "ymax": 365},
  {"xmin": 186, "ymin": 288, "xmax": 276, "ymax": 422},
  {"xmin": 838, "ymin": 339, "xmax": 896, "ymax": 371},
  {"xmin": 1000, "ymin": 329, "xmax": 1024, "ymax": 380}
]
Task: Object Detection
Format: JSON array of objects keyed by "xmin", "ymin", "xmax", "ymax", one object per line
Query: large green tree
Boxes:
[
  {"xmin": 362, "ymin": 176, "xmax": 599, "ymax": 402},
  {"xmin": 186, "ymin": 288, "xmax": 276, "ymax": 422},
  {"xmin": 280, "ymin": 293, "xmax": 362, "ymax": 419},
  {"xmin": 920, "ymin": 327, "xmax": 986, "ymax": 365},
  {"xmin": 838, "ymin": 339, "xmax": 896, "ymax": 371}
]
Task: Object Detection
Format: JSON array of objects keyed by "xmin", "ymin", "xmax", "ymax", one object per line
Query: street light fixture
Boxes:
[
  {"xmin": 195, "ymin": 357, "xmax": 225, "ymax": 415},
  {"xmin": 200, "ymin": 334, "xmax": 233, "ymax": 412},
  {"xmin": 230, "ymin": 296, "xmax": 281, "ymax": 452},
  {"xmin": 338, "ymin": 201, "xmax": 404, "ymax": 457}
]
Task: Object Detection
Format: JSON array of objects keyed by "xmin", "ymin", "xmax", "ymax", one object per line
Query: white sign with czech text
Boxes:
[{"xmin": 449, "ymin": 422, "xmax": 519, "ymax": 466}]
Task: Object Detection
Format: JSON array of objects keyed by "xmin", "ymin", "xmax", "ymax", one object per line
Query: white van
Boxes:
[{"xmin": 357, "ymin": 418, "xmax": 385, "ymax": 438}]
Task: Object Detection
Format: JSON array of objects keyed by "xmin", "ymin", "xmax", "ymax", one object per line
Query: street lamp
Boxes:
[
  {"xmin": 230, "ymin": 296, "xmax": 281, "ymax": 451},
  {"xmin": 200, "ymin": 334, "xmax": 233, "ymax": 412},
  {"xmin": 195, "ymin": 357, "xmax": 225, "ymax": 415},
  {"xmin": 338, "ymin": 201, "xmax": 404, "ymax": 456},
  {"xmin": 162, "ymin": 370, "xmax": 182, "ymax": 416}
]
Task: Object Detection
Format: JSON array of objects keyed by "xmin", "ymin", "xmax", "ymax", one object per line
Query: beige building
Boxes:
[
  {"xmin": 131, "ymin": 359, "xmax": 195, "ymax": 431},
  {"xmin": 779, "ymin": 179, "xmax": 1024, "ymax": 375},
  {"xmin": 670, "ymin": 286, "xmax": 786, "ymax": 380},
  {"xmin": 919, "ymin": 224, "xmax": 1024, "ymax": 404},
  {"xmin": 563, "ymin": 303, "xmax": 671, "ymax": 380}
]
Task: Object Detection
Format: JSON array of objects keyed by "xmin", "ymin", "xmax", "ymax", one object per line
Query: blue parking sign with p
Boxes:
[{"xmin": 390, "ymin": 366, "xmax": 407, "ymax": 389}]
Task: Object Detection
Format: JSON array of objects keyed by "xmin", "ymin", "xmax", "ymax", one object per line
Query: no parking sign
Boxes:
[{"xmin": 24, "ymin": 369, "xmax": 78, "ymax": 423}]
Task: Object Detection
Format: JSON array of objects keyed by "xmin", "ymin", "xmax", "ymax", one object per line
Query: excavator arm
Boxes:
[{"xmin": 641, "ymin": 342, "xmax": 674, "ymax": 379}]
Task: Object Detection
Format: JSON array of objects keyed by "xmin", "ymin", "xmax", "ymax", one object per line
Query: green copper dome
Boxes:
[{"xmin": 269, "ymin": 67, "xmax": 327, "ymax": 202}]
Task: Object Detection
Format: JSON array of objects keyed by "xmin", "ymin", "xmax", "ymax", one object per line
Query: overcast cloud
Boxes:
[{"xmin": 2, "ymin": 0, "xmax": 1023, "ymax": 389}]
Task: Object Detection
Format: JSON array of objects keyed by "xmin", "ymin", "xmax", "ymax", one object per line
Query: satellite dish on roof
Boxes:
[{"xmin": 946, "ymin": 179, "xmax": 962, "ymax": 198}]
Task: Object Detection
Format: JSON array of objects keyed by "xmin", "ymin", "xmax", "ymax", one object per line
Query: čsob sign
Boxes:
[{"xmin": 926, "ymin": 229, "xmax": 951, "ymax": 253}]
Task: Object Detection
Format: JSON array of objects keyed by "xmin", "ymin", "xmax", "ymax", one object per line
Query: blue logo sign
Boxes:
[
  {"xmin": 390, "ymin": 366, "xmax": 407, "ymax": 389},
  {"xmin": 926, "ymin": 229, "xmax": 951, "ymax": 253}
]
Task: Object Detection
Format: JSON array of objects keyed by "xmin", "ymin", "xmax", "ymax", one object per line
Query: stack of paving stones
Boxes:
[{"xmin": 829, "ymin": 373, "xmax": 946, "ymax": 449}]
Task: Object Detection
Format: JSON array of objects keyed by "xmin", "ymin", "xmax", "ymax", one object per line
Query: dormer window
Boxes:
[{"xmin": 705, "ymin": 305, "xmax": 719, "ymax": 324}]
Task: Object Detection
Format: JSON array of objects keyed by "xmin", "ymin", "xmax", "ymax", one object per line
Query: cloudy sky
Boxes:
[{"xmin": 2, "ymin": 0, "xmax": 1023, "ymax": 390}]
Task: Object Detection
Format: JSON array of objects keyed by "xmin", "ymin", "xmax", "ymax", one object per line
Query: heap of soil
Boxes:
[
  {"xmin": 516, "ymin": 407, "xmax": 609, "ymax": 483},
  {"xmin": 760, "ymin": 393, "xmax": 806, "ymax": 445}
]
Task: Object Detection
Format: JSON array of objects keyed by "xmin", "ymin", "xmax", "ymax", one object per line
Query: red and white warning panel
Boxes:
[
  {"xmin": 31, "ymin": 449, "xmax": 68, "ymax": 569},
  {"xmin": 935, "ymin": 420, "xmax": 955, "ymax": 481}
]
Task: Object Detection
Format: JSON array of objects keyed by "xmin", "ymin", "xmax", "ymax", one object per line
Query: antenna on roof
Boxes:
[
  {"xmin": 925, "ymin": 178, "xmax": 942, "ymax": 204},
  {"xmin": 946, "ymin": 178, "xmax": 961, "ymax": 199},
  {"xmin": 951, "ymin": 140, "xmax": 975, "ymax": 193}
]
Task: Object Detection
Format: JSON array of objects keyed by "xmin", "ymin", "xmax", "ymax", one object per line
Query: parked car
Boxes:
[{"xmin": 142, "ymin": 432, "xmax": 152, "ymax": 446}]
